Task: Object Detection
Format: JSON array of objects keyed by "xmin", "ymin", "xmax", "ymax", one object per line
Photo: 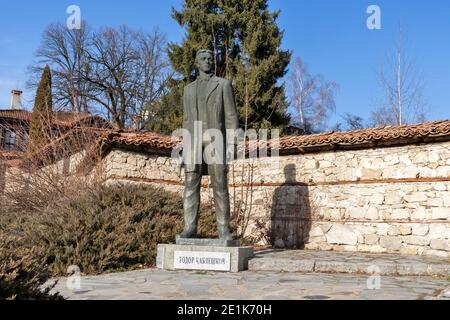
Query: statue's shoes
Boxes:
[
  {"xmin": 218, "ymin": 229, "xmax": 234, "ymax": 241},
  {"xmin": 179, "ymin": 230, "xmax": 197, "ymax": 239}
]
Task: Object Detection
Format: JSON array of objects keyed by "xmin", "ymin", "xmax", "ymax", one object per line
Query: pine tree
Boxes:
[
  {"xmin": 146, "ymin": 79, "xmax": 185, "ymax": 135},
  {"xmin": 161, "ymin": 0, "xmax": 291, "ymax": 132},
  {"xmin": 29, "ymin": 65, "xmax": 53, "ymax": 151}
]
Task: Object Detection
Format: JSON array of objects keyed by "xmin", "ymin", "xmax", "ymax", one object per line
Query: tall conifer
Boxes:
[
  {"xmin": 29, "ymin": 65, "xmax": 53, "ymax": 151},
  {"xmin": 159, "ymin": 0, "xmax": 291, "ymax": 131}
]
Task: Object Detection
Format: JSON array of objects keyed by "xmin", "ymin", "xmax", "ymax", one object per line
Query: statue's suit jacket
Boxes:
[{"xmin": 183, "ymin": 76, "xmax": 239, "ymax": 174}]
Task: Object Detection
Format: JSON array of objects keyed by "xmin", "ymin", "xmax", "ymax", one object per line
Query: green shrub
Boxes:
[
  {"xmin": 0, "ymin": 235, "xmax": 62, "ymax": 300},
  {"xmin": 14, "ymin": 184, "xmax": 217, "ymax": 276}
]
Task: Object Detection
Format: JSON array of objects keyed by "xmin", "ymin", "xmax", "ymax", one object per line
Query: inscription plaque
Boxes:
[{"xmin": 174, "ymin": 251, "xmax": 231, "ymax": 271}]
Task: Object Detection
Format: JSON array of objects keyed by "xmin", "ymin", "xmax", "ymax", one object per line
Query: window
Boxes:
[{"xmin": 4, "ymin": 131, "xmax": 16, "ymax": 150}]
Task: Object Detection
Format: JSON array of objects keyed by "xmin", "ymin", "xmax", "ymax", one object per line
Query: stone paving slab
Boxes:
[
  {"xmin": 47, "ymin": 268, "xmax": 450, "ymax": 300},
  {"xmin": 249, "ymin": 250, "xmax": 450, "ymax": 277}
]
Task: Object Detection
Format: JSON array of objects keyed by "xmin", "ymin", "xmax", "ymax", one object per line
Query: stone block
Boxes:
[
  {"xmin": 304, "ymin": 159, "xmax": 317, "ymax": 169},
  {"xmin": 384, "ymin": 194, "xmax": 403, "ymax": 205},
  {"xmin": 369, "ymin": 194, "xmax": 384, "ymax": 205},
  {"xmin": 429, "ymin": 224, "xmax": 449, "ymax": 238},
  {"xmin": 412, "ymin": 207, "xmax": 427, "ymax": 220},
  {"xmin": 399, "ymin": 166, "xmax": 419, "ymax": 178},
  {"xmin": 391, "ymin": 209, "xmax": 410, "ymax": 220},
  {"xmin": 404, "ymin": 192, "xmax": 428, "ymax": 203},
  {"xmin": 356, "ymin": 244, "xmax": 387, "ymax": 254},
  {"xmin": 319, "ymin": 160, "xmax": 332, "ymax": 168},
  {"xmin": 412, "ymin": 224, "xmax": 429, "ymax": 236},
  {"xmin": 354, "ymin": 225, "xmax": 377, "ymax": 235},
  {"xmin": 423, "ymin": 249, "xmax": 449, "ymax": 258},
  {"xmin": 327, "ymin": 208, "xmax": 342, "ymax": 220},
  {"xmin": 364, "ymin": 234, "xmax": 379, "ymax": 245},
  {"xmin": 417, "ymin": 185, "xmax": 433, "ymax": 192},
  {"xmin": 384, "ymin": 154, "xmax": 400, "ymax": 165},
  {"xmin": 400, "ymin": 246, "xmax": 421, "ymax": 256},
  {"xmin": 427, "ymin": 198, "xmax": 443, "ymax": 207},
  {"xmin": 428, "ymin": 152, "xmax": 441, "ymax": 163},
  {"xmin": 365, "ymin": 207, "xmax": 379, "ymax": 220},
  {"xmin": 444, "ymin": 196, "xmax": 450, "ymax": 207},
  {"xmin": 431, "ymin": 208, "xmax": 450, "ymax": 220},
  {"xmin": 361, "ymin": 168, "xmax": 382, "ymax": 179},
  {"xmin": 319, "ymin": 223, "xmax": 333, "ymax": 233},
  {"xmin": 348, "ymin": 207, "xmax": 365, "ymax": 220},
  {"xmin": 399, "ymin": 225, "xmax": 412, "ymax": 235},
  {"xmin": 388, "ymin": 226, "xmax": 400, "ymax": 236},
  {"xmin": 326, "ymin": 225, "xmax": 358, "ymax": 245},
  {"xmin": 376, "ymin": 224, "xmax": 390, "ymax": 236},
  {"xmin": 309, "ymin": 226, "xmax": 324, "ymax": 237},
  {"xmin": 430, "ymin": 239, "xmax": 448, "ymax": 251},
  {"xmin": 379, "ymin": 236, "xmax": 402, "ymax": 251},
  {"xmin": 434, "ymin": 184, "xmax": 447, "ymax": 191},
  {"xmin": 402, "ymin": 236, "xmax": 431, "ymax": 246},
  {"xmin": 436, "ymin": 166, "xmax": 450, "ymax": 177},
  {"xmin": 413, "ymin": 152, "xmax": 428, "ymax": 163},
  {"xmin": 157, "ymin": 244, "xmax": 254, "ymax": 273}
]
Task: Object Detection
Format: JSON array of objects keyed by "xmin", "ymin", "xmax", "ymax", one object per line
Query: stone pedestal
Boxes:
[{"xmin": 157, "ymin": 240, "xmax": 254, "ymax": 273}]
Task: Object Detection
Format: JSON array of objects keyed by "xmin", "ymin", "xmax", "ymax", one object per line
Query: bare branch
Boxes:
[
  {"xmin": 288, "ymin": 57, "xmax": 338, "ymax": 133},
  {"xmin": 371, "ymin": 30, "xmax": 428, "ymax": 126}
]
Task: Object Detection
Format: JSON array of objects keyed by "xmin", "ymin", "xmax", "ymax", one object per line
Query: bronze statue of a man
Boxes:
[{"xmin": 180, "ymin": 49, "xmax": 240, "ymax": 240}]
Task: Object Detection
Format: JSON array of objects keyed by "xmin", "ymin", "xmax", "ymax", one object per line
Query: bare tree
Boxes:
[
  {"xmin": 29, "ymin": 24, "xmax": 172, "ymax": 129},
  {"xmin": 371, "ymin": 31, "xmax": 427, "ymax": 126},
  {"xmin": 129, "ymin": 29, "xmax": 174, "ymax": 130},
  {"xmin": 332, "ymin": 113, "xmax": 366, "ymax": 132},
  {"xmin": 81, "ymin": 26, "xmax": 172, "ymax": 129},
  {"xmin": 288, "ymin": 57, "xmax": 338, "ymax": 133},
  {"xmin": 28, "ymin": 22, "xmax": 93, "ymax": 113}
]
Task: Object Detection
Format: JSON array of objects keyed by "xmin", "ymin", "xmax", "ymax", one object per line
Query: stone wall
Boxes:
[
  {"xmin": 1, "ymin": 150, "xmax": 95, "ymax": 197},
  {"xmin": 101, "ymin": 141, "xmax": 450, "ymax": 258}
]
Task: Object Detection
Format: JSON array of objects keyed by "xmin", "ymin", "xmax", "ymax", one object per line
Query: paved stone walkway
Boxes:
[
  {"xmin": 48, "ymin": 269, "xmax": 450, "ymax": 300},
  {"xmin": 249, "ymin": 250, "xmax": 450, "ymax": 277}
]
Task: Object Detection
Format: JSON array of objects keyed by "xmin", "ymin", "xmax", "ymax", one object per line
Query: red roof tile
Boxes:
[
  {"xmin": 0, "ymin": 110, "xmax": 111, "ymax": 128},
  {"xmin": 99, "ymin": 120, "xmax": 450, "ymax": 153},
  {"xmin": 101, "ymin": 131, "xmax": 181, "ymax": 150},
  {"xmin": 5, "ymin": 120, "xmax": 450, "ymax": 171},
  {"xmin": 0, "ymin": 110, "xmax": 30, "ymax": 121},
  {"xmin": 276, "ymin": 120, "xmax": 450, "ymax": 152}
]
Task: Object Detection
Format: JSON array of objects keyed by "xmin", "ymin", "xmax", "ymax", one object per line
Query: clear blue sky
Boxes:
[{"xmin": 1, "ymin": 0, "xmax": 449, "ymax": 125}]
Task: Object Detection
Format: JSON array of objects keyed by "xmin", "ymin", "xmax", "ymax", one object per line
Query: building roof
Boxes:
[
  {"xmin": 101, "ymin": 131, "xmax": 181, "ymax": 151},
  {"xmin": 4, "ymin": 120, "xmax": 450, "ymax": 171},
  {"xmin": 276, "ymin": 120, "xmax": 450, "ymax": 153},
  {"xmin": 96, "ymin": 120, "xmax": 450, "ymax": 154},
  {"xmin": 0, "ymin": 110, "xmax": 30, "ymax": 122},
  {"xmin": 0, "ymin": 109, "xmax": 112, "ymax": 128}
]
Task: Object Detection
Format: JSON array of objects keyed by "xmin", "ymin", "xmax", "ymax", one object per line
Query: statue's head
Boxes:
[{"xmin": 195, "ymin": 49, "xmax": 214, "ymax": 74}]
